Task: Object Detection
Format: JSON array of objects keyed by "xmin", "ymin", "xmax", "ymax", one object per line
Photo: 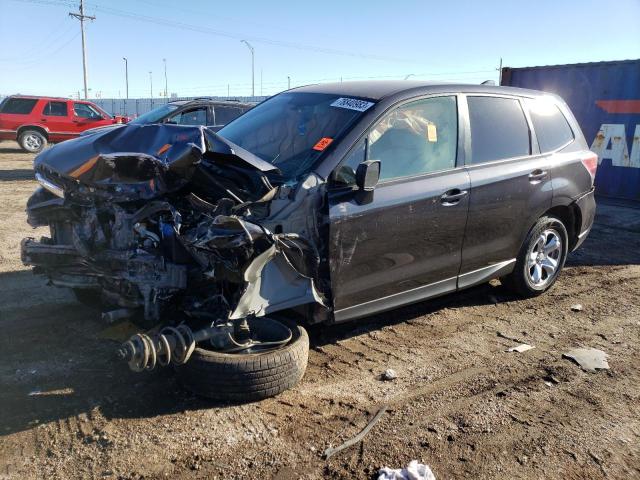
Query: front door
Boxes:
[{"xmin": 328, "ymin": 95, "xmax": 470, "ymax": 321}]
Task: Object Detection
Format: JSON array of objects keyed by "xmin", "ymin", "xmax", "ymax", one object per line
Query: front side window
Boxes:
[
  {"xmin": 370, "ymin": 96, "xmax": 458, "ymax": 181},
  {"xmin": 170, "ymin": 107, "xmax": 207, "ymax": 126},
  {"xmin": 215, "ymin": 105, "xmax": 245, "ymax": 125},
  {"xmin": 219, "ymin": 92, "xmax": 370, "ymax": 181},
  {"xmin": 0, "ymin": 98, "xmax": 38, "ymax": 114},
  {"xmin": 467, "ymin": 96, "xmax": 530, "ymax": 164},
  {"xmin": 526, "ymin": 98, "xmax": 574, "ymax": 153},
  {"xmin": 73, "ymin": 103, "xmax": 103, "ymax": 119},
  {"xmin": 43, "ymin": 101, "xmax": 68, "ymax": 116}
]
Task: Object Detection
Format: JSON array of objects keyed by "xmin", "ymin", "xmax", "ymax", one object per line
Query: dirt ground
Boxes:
[{"xmin": 1, "ymin": 140, "xmax": 639, "ymax": 480}]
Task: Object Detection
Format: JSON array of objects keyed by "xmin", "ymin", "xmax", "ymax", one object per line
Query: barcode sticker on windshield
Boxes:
[{"xmin": 330, "ymin": 97, "xmax": 375, "ymax": 112}]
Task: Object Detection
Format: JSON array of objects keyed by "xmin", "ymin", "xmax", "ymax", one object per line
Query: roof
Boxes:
[
  {"xmin": 290, "ymin": 80, "xmax": 546, "ymax": 101},
  {"xmin": 169, "ymin": 99, "xmax": 253, "ymax": 107},
  {"xmin": 7, "ymin": 94, "xmax": 70, "ymax": 101}
]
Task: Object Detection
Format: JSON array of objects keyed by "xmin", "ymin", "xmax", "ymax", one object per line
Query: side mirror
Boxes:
[{"xmin": 355, "ymin": 160, "xmax": 380, "ymax": 191}]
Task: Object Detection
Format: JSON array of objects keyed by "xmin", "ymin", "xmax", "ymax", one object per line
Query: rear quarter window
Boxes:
[
  {"xmin": 526, "ymin": 98, "xmax": 574, "ymax": 152},
  {"xmin": 0, "ymin": 98, "xmax": 38, "ymax": 115},
  {"xmin": 467, "ymin": 96, "xmax": 530, "ymax": 164}
]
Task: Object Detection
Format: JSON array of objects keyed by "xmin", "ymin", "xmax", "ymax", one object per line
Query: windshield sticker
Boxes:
[
  {"xmin": 427, "ymin": 124, "xmax": 437, "ymax": 142},
  {"xmin": 330, "ymin": 97, "xmax": 375, "ymax": 112},
  {"xmin": 313, "ymin": 137, "xmax": 334, "ymax": 151}
]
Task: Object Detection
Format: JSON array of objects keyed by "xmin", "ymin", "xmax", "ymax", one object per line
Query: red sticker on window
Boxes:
[{"xmin": 313, "ymin": 137, "xmax": 333, "ymax": 151}]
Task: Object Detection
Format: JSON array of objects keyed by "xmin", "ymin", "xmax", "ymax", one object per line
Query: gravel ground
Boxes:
[{"xmin": 0, "ymin": 141, "xmax": 639, "ymax": 479}]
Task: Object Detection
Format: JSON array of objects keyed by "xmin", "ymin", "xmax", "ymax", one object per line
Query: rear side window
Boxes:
[
  {"xmin": 43, "ymin": 101, "xmax": 68, "ymax": 116},
  {"xmin": 526, "ymin": 98, "xmax": 574, "ymax": 152},
  {"xmin": 170, "ymin": 107, "xmax": 208, "ymax": 126},
  {"xmin": 467, "ymin": 96, "xmax": 530, "ymax": 164},
  {"xmin": 0, "ymin": 98, "xmax": 38, "ymax": 114}
]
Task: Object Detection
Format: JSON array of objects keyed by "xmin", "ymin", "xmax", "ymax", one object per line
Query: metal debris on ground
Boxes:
[
  {"xmin": 507, "ymin": 343, "xmax": 535, "ymax": 353},
  {"xmin": 378, "ymin": 460, "xmax": 436, "ymax": 480},
  {"xmin": 570, "ymin": 304, "xmax": 584, "ymax": 312},
  {"xmin": 382, "ymin": 368, "xmax": 398, "ymax": 381},
  {"xmin": 323, "ymin": 405, "xmax": 388, "ymax": 459},
  {"xmin": 563, "ymin": 347, "xmax": 610, "ymax": 372}
]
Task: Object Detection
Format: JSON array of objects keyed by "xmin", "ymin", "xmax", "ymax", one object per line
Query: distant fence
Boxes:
[{"xmin": 93, "ymin": 96, "xmax": 270, "ymax": 117}]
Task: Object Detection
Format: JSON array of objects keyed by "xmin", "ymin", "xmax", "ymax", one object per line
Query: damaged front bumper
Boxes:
[{"xmin": 22, "ymin": 124, "xmax": 329, "ymax": 329}]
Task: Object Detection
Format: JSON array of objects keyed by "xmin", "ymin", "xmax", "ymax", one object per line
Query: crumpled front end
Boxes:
[{"xmin": 22, "ymin": 124, "xmax": 328, "ymax": 328}]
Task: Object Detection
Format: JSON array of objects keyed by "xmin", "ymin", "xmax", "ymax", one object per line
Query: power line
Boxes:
[{"xmin": 10, "ymin": 0, "xmax": 415, "ymax": 63}]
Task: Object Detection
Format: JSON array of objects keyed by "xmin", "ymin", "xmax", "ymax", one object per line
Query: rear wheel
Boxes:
[
  {"xmin": 502, "ymin": 215, "xmax": 568, "ymax": 297},
  {"xmin": 175, "ymin": 317, "xmax": 309, "ymax": 402},
  {"xmin": 18, "ymin": 129, "xmax": 47, "ymax": 153}
]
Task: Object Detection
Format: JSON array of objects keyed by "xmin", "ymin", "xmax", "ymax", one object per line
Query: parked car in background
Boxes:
[
  {"xmin": 0, "ymin": 95, "xmax": 128, "ymax": 153},
  {"xmin": 81, "ymin": 98, "xmax": 254, "ymax": 137},
  {"xmin": 22, "ymin": 81, "xmax": 596, "ymax": 400}
]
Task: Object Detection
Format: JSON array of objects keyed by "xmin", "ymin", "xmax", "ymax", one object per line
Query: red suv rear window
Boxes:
[{"xmin": 0, "ymin": 98, "xmax": 38, "ymax": 115}]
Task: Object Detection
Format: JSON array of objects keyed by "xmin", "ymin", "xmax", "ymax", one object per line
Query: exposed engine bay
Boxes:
[{"xmin": 21, "ymin": 124, "xmax": 330, "ymax": 371}]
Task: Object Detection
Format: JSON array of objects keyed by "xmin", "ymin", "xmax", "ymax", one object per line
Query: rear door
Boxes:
[
  {"xmin": 328, "ymin": 94, "xmax": 470, "ymax": 321},
  {"xmin": 42, "ymin": 100, "xmax": 74, "ymax": 141},
  {"xmin": 458, "ymin": 94, "xmax": 553, "ymax": 288}
]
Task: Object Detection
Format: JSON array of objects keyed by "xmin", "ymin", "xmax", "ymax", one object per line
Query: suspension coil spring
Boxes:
[{"xmin": 119, "ymin": 324, "xmax": 196, "ymax": 372}]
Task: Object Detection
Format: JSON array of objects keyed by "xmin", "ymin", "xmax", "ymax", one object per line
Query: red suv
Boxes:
[{"xmin": 0, "ymin": 95, "xmax": 128, "ymax": 153}]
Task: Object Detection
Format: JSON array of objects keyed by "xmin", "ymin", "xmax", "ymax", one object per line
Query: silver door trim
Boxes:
[
  {"xmin": 333, "ymin": 276, "xmax": 457, "ymax": 323},
  {"xmin": 457, "ymin": 259, "xmax": 516, "ymax": 290}
]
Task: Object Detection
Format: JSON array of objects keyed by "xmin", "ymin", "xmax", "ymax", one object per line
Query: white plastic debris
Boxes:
[
  {"xmin": 570, "ymin": 304, "xmax": 583, "ymax": 312},
  {"xmin": 507, "ymin": 343, "xmax": 535, "ymax": 353},
  {"xmin": 378, "ymin": 460, "xmax": 436, "ymax": 480},
  {"xmin": 563, "ymin": 347, "xmax": 609, "ymax": 372},
  {"xmin": 382, "ymin": 369, "xmax": 398, "ymax": 381}
]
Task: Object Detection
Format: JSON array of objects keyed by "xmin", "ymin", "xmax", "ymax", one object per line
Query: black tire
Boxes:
[
  {"xmin": 73, "ymin": 288, "xmax": 102, "ymax": 308},
  {"xmin": 18, "ymin": 129, "xmax": 47, "ymax": 153},
  {"xmin": 502, "ymin": 215, "xmax": 568, "ymax": 297},
  {"xmin": 175, "ymin": 317, "xmax": 309, "ymax": 402}
]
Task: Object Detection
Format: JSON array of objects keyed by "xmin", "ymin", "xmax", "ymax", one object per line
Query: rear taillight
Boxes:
[{"xmin": 581, "ymin": 152, "xmax": 598, "ymax": 184}]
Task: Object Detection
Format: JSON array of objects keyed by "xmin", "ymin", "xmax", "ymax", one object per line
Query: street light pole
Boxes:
[
  {"xmin": 163, "ymin": 58, "xmax": 168, "ymax": 97},
  {"xmin": 240, "ymin": 40, "xmax": 255, "ymax": 97},
  {"xmin": 287, "ymin": 76, "xmax": 291, "ymax": 89},
  {"xmin": 122, "ymin": 57, "xmax": 128, "ymax": 99},
  {"xmin": 149, "ymin": 71, "xmax": 153, "ymax": 98}
]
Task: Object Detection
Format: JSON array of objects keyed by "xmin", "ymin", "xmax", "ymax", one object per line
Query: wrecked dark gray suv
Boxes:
[{"xmin": 22, "ymin": 81, "xmax": 597, "ymax": 400}]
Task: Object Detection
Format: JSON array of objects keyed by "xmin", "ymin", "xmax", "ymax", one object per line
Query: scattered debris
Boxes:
[
  {"xmin": 507, "ymin": 343, "xmax": 535, "ymax": 353},
  {"xmin": 381, "ymin": 369, "xmax": 398, "ymax": 381},
  {"xmin": 570, "ymin": 304, "xmax": 584, "ymax": 312},
  {"xmin": 563, "ymin": 348, "xmax": 610, "ymax": 372},
  {"xmin": 324, "ymin": 405, "xmax": 388, "ymax": 459},
  {"xmin": 497, "ymin": 331, "xmax": 525, "ymax": 343},
  {"xmin": 378, "ymin": 460, "xmax": 436, "ymax": 480}
]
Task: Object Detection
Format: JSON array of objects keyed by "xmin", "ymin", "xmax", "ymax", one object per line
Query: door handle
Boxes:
[
  {"xmin": 40, "ymin": 118, "xmax": 47, "ymax": 122},
  {"xmin": 528, "ymin": 169, "xmax": 548, "ymax": 182},
  {"xmin": 441, "ymin": 189, "xmax": 468, "ymax": 205}
]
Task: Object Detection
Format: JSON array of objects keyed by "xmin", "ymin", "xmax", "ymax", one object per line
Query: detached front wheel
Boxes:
[
  {"xmin": 175, "ymin": 317, "xmax": 309, "ymax": 402},
  {"xmin": 502, "ymin": 215, "xmax": 568, "ymax": 297}
]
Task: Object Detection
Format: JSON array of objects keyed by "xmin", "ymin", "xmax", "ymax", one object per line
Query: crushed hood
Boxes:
[{"xmin": 34, "ymin": 124, "xmax": 281, "ymax": 202}]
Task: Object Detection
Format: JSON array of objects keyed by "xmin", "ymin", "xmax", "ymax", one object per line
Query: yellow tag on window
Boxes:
[{"xmin": 427, "ymin": 124, "xmax": 437, "ymax": 142}]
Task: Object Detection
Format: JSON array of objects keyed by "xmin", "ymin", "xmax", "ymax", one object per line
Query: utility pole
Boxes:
[
  {"xmin": 122, "ymin": 57, "xmax": 128, "ymax": 99},
  {"xmin": 498, "ymin": 57, "xmax": 503, "ymax": 85},
  {"xmin": 287, "ymin": 76, "xmax": 291, "ymax": 90},
  {"xmin": 149, "ymin": 71, "xmax": 153, "ymax": 98},
  {"xmin": 163, "ymin": 58, "xmax": 168, "ymax": 97},
  {"xmin": 69, "ymin": 0, "xmax": 95, "ymax": 100},
  {"xmin": 260, "ymin": 68, "xmax": 263, "ymax": 96},
  {"xmin": 240, "ymin": 40, "xmax": 255, "ymax": 97}
]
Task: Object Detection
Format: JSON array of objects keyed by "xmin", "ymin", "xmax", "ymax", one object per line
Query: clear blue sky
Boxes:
[{"xmin": 1, "ymin": 0, "xmax": 639, "ymax": 99}]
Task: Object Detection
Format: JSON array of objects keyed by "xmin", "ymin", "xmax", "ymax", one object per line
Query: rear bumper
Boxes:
[{"xmin": 572, "ymin": 188, "xmax": 596, "ymax": 251}]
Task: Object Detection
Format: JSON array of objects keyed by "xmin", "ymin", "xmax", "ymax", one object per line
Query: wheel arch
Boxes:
[
  {"xmin": 544, "ymin": 204, "xmax": 581, "ymax": 251},
  {"xmin": 17, "ymin": 125, "xmax": 49, "ymax": 140}
]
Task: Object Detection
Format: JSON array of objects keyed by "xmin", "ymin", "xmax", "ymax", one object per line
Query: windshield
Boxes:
[
  {"xmin": 218, "ymin": 92, "xmax": 372, "ymax": 181},
  {"xmin": 130, "ymin": 104, "xmax": 179, "ymax": 124}
]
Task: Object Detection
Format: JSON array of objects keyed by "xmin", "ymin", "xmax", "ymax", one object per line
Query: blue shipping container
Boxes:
[{"xmin": 501, "ymin": 59, "xmax": 640, "ymax": 202}]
